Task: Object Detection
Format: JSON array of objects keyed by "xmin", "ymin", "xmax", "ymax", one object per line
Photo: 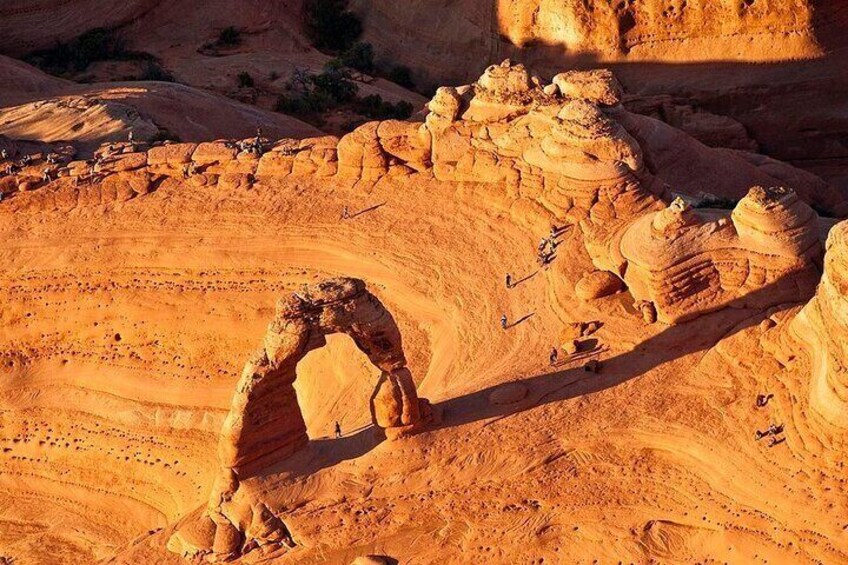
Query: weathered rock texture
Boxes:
[
  {"xmin": 4, "ymin": 60, "xmax": 842, "ymax": 214},
  {"xmin": 591, "ymin": 187, "xmax": 822, "ymax": 323},
  {"xmin": 3, "ymin": 62, "xmax": 839, "ymax": 331},
  {"xmin": 168, "ymin": 278, "xmax": 432, "ymax": 561},
  {"xmin": 789, "ymin": 220, "xmax": 848, "ymax": 428}
]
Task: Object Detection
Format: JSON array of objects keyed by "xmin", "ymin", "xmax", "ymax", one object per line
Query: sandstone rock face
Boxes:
[
  {"xmin": 791, "ymin": 221, "xmax": 848, "ymax": 428},
  {"xmin": 170, "ymin": 278, "xmax": 432, "ymax": 562},
  {"xmin": 351, "ymin": 556, "xmax": 390, "ymax": 565},
  {"xmin": 3, "ymin": 62, "xmax": 837, "ymax": 331},
  {"xmin": 4, "ymin": 61, "xmax": 840, "ymax": 218},
  {"xmin": 602, "ymin": 187, "xmax": 822, "ymax": 323},
  {"xmin": 575, "ymin": 270, "xmax": 625, "ymax": 301},
  {"xmin": 552, "ymin": 69, "xmax": 623, "ymax": 106},
  {"xmin": 352, "ymin": 0, "xmax": 830, "ymax": 90},
  {"xmin": 496, "ymin": 0, "xmax": 819, "ymax": 59}
]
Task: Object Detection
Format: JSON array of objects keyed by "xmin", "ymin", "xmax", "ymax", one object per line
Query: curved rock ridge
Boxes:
[
  {"xmin": 1, "ymin": 62, "xmax": 839, "ymax": 329},
  {"xmin": 0, "ymin": 61, "xmax": 658, "ymax": 219},
  {"xmin": 168, "ymin": 277, "xmax": 433, "ymax": 562},
  {"xmin": 597, "ymin": 187, "xmax": 822, "ymax": 324},
  {"xmin": 2, "ymin": 60, "xmax": 841, "ymax": 216},
  {"xmin": 790, "ymin": 220, "xmax": 848, "ymax": 428}
]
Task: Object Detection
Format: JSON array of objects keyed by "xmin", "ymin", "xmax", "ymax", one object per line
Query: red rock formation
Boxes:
[
  {"xmin": 790, "ymin": 220, "xmax": 848, "ymax": 428},
  {"xmin": 598, "ymin": 187, "xmax": 822, "ymax": 323},
  {"xmin": 168, "ymin": 278, "xmax": 433, "ymax": 561},
  {"xmin": 3, "ymin": 62, "xmax": 838, "ymax": 328}
]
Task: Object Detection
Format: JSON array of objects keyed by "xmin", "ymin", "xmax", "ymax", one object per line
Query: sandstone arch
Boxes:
[
  {"xmin": 220, "ymin": 277, "xmax": 430, "ymax": 475},
  {"xmin": 169, "ymin": 277, "xmax": 433, "ymax": 561}
]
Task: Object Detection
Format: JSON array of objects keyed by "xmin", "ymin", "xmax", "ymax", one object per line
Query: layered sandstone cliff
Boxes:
[
  {"xmin": 352, "ymin": 0, "xmax": 836, "ymax": 87},
  {"xmin": 2, "ymin": 62, "xmax": 840, "ymax": 332}
]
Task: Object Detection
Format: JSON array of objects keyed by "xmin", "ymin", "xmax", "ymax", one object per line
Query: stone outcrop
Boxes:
[
  {"xmin": 3, "ymin": 62, "xmax": 839, "ymax": 328},
  {"xmin": 3, "ymin": 60, "xmax": 840, "ymax": 218},
  {"xmin": 168, "ymin": 278, "xmax": 433, "ymax": 562},
  {"xmin": 789, "ymin": 220, "xmax": 848, "ymax": 428},
  {"xmin": 594, "ymin": 187, "xmax": 822, "ymax": 323}
]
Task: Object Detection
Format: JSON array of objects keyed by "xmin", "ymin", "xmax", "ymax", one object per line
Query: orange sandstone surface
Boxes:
[{"xmin": 0, "ymin": 62, "xmax": 847, "ymax": 564}]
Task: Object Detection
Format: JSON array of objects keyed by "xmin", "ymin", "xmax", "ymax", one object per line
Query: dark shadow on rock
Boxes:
[
  {"xmin": 351, "ymin": 202, "xmax": 387, "ymax": 218},
  {"xmin": 257, "ymin": 424, "xmax": 382, "ymax": 482},
  {"xmin": 432, "ymin": 278, "xmax": 803, "ymax": 433},
  {"xmin": 506, "ymin": 312, "xmax": 535, "ymax": 329}
]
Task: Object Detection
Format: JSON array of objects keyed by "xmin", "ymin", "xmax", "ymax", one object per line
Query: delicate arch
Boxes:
[
  {"xmin": 167, "ymin": 278, "xmax": 433, "ymax": 561},
  {"xmin": 218, "ymin": 277, "xmax": 429, "ymax": 476}
]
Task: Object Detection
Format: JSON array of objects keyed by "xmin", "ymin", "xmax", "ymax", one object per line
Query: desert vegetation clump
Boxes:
[
  {"xmin": 25, "ymin": 27, "xmax": 175, "ymax": 82},
  {"xmin": 237, "ymin": 71, "xmax": 255, "ymax": 88},
  {"xmin": 217, "ymin": 26, "xmax": 242, "ymax": 47},
  {"xmin": 275, "ymin": 62, "xmax": 412, "ymax": 126},
  {"xmin": 304, "ymin": 0, "xmax": 363, "ymax": 51}
]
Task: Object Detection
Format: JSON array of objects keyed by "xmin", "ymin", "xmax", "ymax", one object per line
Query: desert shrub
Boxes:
[
  {"xmin": 355, "ymin": 94, "xmax": 413, "ymax": 120},
  {"xmin": 150, "ymin": 128, "xmax": 181, "ymax": 144},
  {"xmin": 340, "ymin": 42, "xmax": 374, "ymax": 73},
  {"xmin": 218, "ymin": 26, "xmax": 242, "ymax": 46},
  {"xmin": 275, "ymin": 64, "xmax": 418, "ymax": 127},
  {"xmin": 693, "ymin": 195, "xmax": 739, "ymax": 209},
  {"xmin": 312, "ymin": 62, "xmax": 358, "ymax": 102},
  {"xmin": 76, "ymin": 28, "xmax": 125, "ymax": 64},
  {"xmin": 304, "ymin": 0, "xmax": 362, "ymax": 51},
  {"xmin": 275, "ymin": 65, "xmax": 356, "ymax": 117},
  {"xmin": 276, "ymin": 89, "xmax": 335, "ymax": 115},
  {"xmin": 26, "ymin": 27, "xmax": 128, "ymax": 74},
  {"xmin": 386, "ymin": 65, "xmax": 414, "ymax": 89},
  {"xmin": 237, "ymin": 71, "xmax": 255, "ymax": 88}
]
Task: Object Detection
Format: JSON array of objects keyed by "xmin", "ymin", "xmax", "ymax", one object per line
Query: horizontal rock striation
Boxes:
[
  {"xmin": 603, "ymin": 187, "xmax": 822, "ymax": 323},
  {"xmin": 2, "ymin": 62, "xmax": 839, "ymax": 329}
]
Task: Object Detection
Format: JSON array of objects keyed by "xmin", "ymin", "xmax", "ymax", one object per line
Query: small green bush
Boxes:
[
  {"xmin": 355, "ymin": 94, "xmax": 413, "ymax": 120},
  {"xmin": 312, "ymin": 63, "xmax": 358, "ymax": 102},
  {"xmin": 340, "ymin": 42, "xmax": 374, "ymax": 73},
  {"xmin": 139, "ymin": 61, "xmax": 174, "ymax": 82},
  {"xmin": 693, "ymin": 196, "xmax": 739, "ymax": 209},
  {"xmin": 274, "ymin": 65, "xmax": 414, "ymax": 128},
  {"xmin": 387, "ymin": 65, "xmax": 414, "ymax": 89},
  {"xmin": 26, "ymin": 27, "xmax": 128, "ymax": 74},
  {"xmin": 150, "ymin": 128, "xmax": 182, "ymax": 143},
  {"xmin": 276, "ymin": 89, "xmax": 335, "ymax": 115}
]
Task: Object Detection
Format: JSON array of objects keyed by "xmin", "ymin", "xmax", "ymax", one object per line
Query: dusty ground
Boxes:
[{"xmin": 1, "ymin": 165, "xmax": 846, "ymax": 564}]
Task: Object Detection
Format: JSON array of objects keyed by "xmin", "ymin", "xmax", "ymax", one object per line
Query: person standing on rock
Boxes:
[
  {"xmin": 334, "ymin": 421, "xmax": 342, "ymax": 439},
  {"xmin": 549, "ymin": 346, "xmax": 558, "ymax": 366},
  {"xmin": 505, "ymin": 273, "xmax": 513, "ymax": 289},
  {"xmin": 501, "ymin": 314, "xmax": 508, "ymax": 330}
]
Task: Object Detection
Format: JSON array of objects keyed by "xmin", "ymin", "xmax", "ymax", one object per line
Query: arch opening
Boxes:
[{"xmin": 293, "ymin": 332, "xmax": 383, "ymax": 439}]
